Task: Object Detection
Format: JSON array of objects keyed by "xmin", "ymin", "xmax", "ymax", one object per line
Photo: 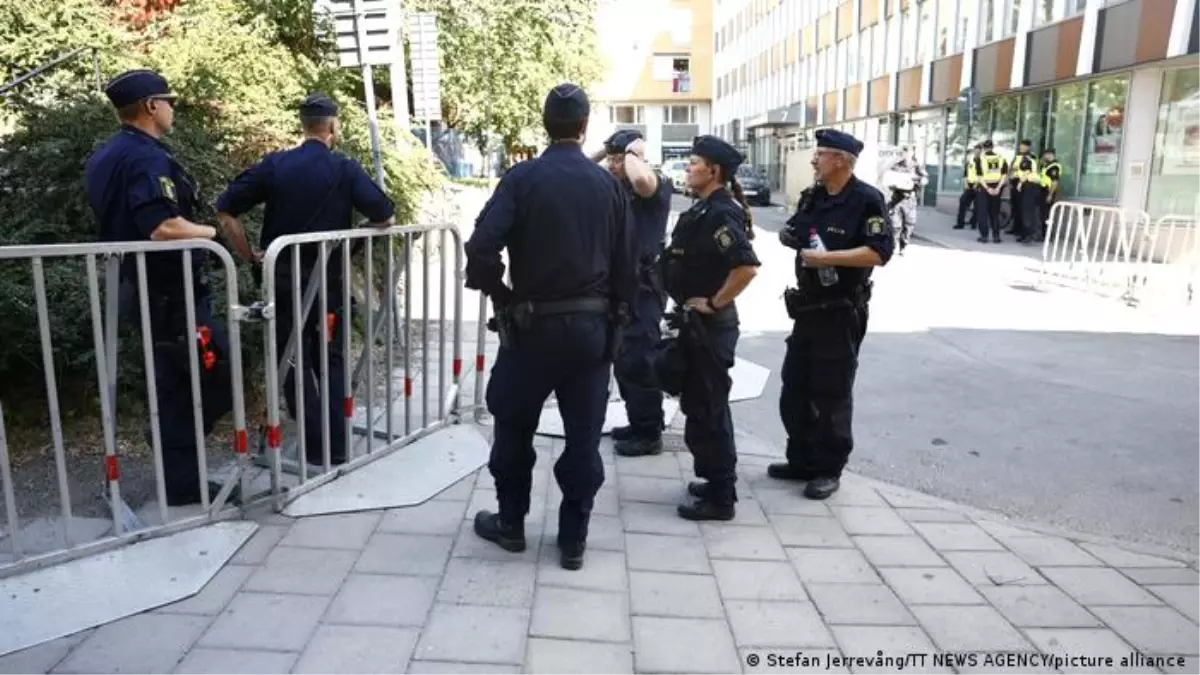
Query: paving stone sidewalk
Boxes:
[{"xmin": 2, "ymin": 432, "xmax": 1197, "ymax": 675}]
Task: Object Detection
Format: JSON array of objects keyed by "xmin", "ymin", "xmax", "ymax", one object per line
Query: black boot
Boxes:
[
  {"xmin": 473, "ymin": 510, "xmax": 526, "ymax": 552},
  {"xmin": 803, "ymin": 477, "xmax": 841, "ymax": 500},
  {"xmin": 610, "ymin": 425, "xmax": 635, "ymax": 441},
  {"xmin": 558, "ymin": 539, "xmax": 586, "ymax": 571},
  {"xmin": 767, "ymin": 463, "xmax": 819, "ymax": 481},
  {"xmin": 614, "ymin": 436, "xmax": 663, "ymax": 457},
  {"xmin": 677, "ymin": 499, "xmax": 735, "ymax": 521},
  {"xmin": 687, "ymin": 481, "xmax": 708, "ymax": 498}
]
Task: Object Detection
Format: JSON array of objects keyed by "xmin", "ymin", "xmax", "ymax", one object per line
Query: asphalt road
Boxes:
[{"xmin": 671, "ymin": 193, "xmax": 1200, "ymax": 555}]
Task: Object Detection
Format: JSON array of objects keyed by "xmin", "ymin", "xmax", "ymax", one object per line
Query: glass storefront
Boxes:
[
  {"xmin": 1078, "ymin": 76, "xmax": 1128, "ymax": 199},
  {"xmin": 1147, "ymin": 67, "xmax": 1200, "ymax": 218}
]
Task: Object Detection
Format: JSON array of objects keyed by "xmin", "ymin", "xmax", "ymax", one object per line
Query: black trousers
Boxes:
[
  {"xmin": 956, "ymin": 189, "xmax": 976, "ymax": 226},
  {"xmin": 779, "ymin": 305, "xmax": 868, "ymax": 479},
  {"xmin": 1021, "ymin": 185, "xmax": 1046, "ymax": 240},
  {"xmin": 1009, "ymin": 183, "xmax": 1026, "ymax": 236},
  {"xmin": 614, "ymin": 283, "xmax": 665, "ymax": 438},
  {"xmin": 975, "ymin": 190, "xmax": 1004, "ymax": 239},
  {"xmin": 679, "ymin": 319, "xmax": 740, "ymax": 506},
  {"xmin": 485, "ymin": 312, "xmax": 610, "ymax": 544}
]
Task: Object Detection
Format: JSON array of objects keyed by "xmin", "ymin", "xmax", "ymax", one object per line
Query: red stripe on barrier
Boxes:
[
  {"xmin": 105, "ymin": 456, "xmax": 119, "ymax": 482},
  {"xmin": 344, "ymin": 397, "xmax": 354, "ymax": 417},
  {"xmin": 234, "ymin": 429, "xmax": 248, "ymax": 454},
  {"xmin": 476, "ymin": 354, "xmax": 485, "ymax": 372},
  {"xmin": 266, "ymin": 425, "xmax": 281, "ymax": 449},
  {"xmin": 453, "ymin": 357, "xmax": 462, "ymax": 377},
  {"xmin": 405, "ymin": 377, "xmax": 413, "ymax": 398}
]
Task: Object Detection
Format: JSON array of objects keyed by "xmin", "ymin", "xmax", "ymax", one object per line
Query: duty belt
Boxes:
[{"xmin": 512, "ymin": 297, "xmax": 609, "ymax": 317}]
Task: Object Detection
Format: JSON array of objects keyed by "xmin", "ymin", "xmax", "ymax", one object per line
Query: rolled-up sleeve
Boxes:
[
  {"xmin": 860, "ymin": 190, "xmax": 895, "ymax": 266},
  {"xmin": 127, "ymin": 154, "xmax": 181, "ymax": 238},
  {"xmin": 712, "ymin": 206, "xmax": 760, "ymax": 270},
  {"xmin": 216, "ymin": 157, "xmax": 273, "ymax": 218}
]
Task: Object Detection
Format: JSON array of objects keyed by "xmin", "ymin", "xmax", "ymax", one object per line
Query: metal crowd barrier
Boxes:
[
  {"xmin": 1128, "ymin": 214, "xmax": 1200, "ymax": 307},
  {"xmin": 0, "ymin": 240, "xmax": 249, "ymax": 578}
]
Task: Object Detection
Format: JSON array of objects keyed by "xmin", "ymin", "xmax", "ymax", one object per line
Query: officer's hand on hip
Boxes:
[{"xmin": 684, "ymin": 297, "xmax": 715, "ymax": 315}]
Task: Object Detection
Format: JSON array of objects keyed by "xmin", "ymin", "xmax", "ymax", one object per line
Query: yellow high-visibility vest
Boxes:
[
  {"xmin": 1012, "ymin": 153, "xmax": 1039, "ymax": 184},
  {"xmin": 1040, "ymin": 161, "xmax": 1062, "ymax": 190},
  {"xmin": 968, "ymin": 153, "xmax": 1006, "ymax": 186}
]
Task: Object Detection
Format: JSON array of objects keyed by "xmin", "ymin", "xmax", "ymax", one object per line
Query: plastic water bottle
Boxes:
[{"xmin": 808, "ymin": 229, "xmax": 839, "ymax": 287}]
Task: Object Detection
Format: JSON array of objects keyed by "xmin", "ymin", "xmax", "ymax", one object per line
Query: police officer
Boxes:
[
  {"xmin": 215, "ymin": 94, "xmax": 395, "ymax": 468},
  {"xmin": 85, "ymin": 69, "xmax": 233, "ymax": 506},
  {"xmin": 465, "ymin": 83, "xmax": 638, "ymax": 570},
  {"xmin": 1008, "ymin": 139, "xmax": 1038, "ymax": 239},
  {"xmin": 887, "ymin": 146, "xmax": 926, "ymax": 255},
  {"xmin": 589, "ymin": 129, "xmax": 672, "ymax": 457},
  {"xmin": 954, "ymin": 144, "xmax": 981, "ymax": 230},
  {"xmin": 1035, "ymin": 148, "xmax": 1062, "ymax": 241},
  {"xmin": 967, "ymin": 139, "xmax": 1008, "ymax": 243},
  {"xmin": 662, "ymin": 135, "xmax": 760, "ymax": 521},
  {"xmin": 771, "ymin": 129, "xmax": 893, "ymax": 500}
]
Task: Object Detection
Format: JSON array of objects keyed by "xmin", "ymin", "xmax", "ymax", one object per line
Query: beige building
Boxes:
[{"xmin": 586, "ymin": 0, "xmax": 715, "ymax": 165}]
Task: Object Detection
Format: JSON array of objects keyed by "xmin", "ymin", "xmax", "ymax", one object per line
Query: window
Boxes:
[
  {"xmin": 917, "ymin": 0, "xmax": 934, "ymax": 63},
  {"xmin": 955, "ymin": 1, "xmax": 976, "ymax": 52},
  {"xmin": 901, "ymin": 6, "xmax": 917, "ymax": 67},
  {"xmin": 936, "ymin": 0, "xmax": 956, "ymax": 57},
  {"xmin": 1007, "ymin": 0, "xmax": 1022, "ymax": 37},
  {"xmin": 664, "ymin": 105, "xmax": 697, "ymax": 124},
  {"xmin": 1148, "ymin": 68, "xmax": 1200, "ymax": 218},
  {"xmin": 992, "ymin": 96, "xmax": 1020, "ymax": 158},
  {"xmin": 610, "ymin": 105, "xmax": 644, "ymax": 124},
  {"xmin": 1019, "ymin": 90, "xmax": 1050, "ymax": 152},
  {"xmin": 1078, "ymin": 75, "xmax": 1128, "ymax": 199},
  {"xmin": 1048, "ymin": 81, "xmax": 1087, "ymax": 199},
  {"xmin": 942, "ymin": 105, "xmax": 968, "ymax": 191},
  {"xmin": 979, "ymin": 0, "xmax": 996, "ymax": 43},
  {"xmin": 673, "ymin": 57, "xmax": 692, "ymax": 93},
  {"xmin": 871, "ymin": 23, "xmax": 887, "ymax": 77}
]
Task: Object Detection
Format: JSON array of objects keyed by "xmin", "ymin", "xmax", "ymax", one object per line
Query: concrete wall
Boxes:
[{"xmin": 1118, "ymin": 67, "xmax": 1163, "ymax": 217}]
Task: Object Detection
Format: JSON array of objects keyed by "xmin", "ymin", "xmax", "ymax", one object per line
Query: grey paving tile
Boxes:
[
  {"xmin": 619, "ymin": 501, "xmax": 701, "ymax": 536},
  {"xmin": 1092, "ymin": 606, "xmax": 1200, "ymax": 655},
  {"xmin": 293, "ymin": 625, "xmax": 419, "ymax": 674},
  {"xmin": 632, "ymin": 616, "xmax": 741, "ymax": 674},
  {"xmin": 910, "ymin": 605, "xmax": 1033, "ymax": 652},
  {"xmin": 1148, "ymin": 584, "xmax": 1200, "ymax": 622},
  {"xmin": 894, "ymin": 508, "xmax": 970, "ymax": 523},
  {"xmin": 379, "ymin": 500, "xmax": 468, "ymax": 535},
  {"xmin": 979, "ymin": 586, "xmax": 1103, "ymax": 627},
  {"xmin": 1079, "ymin": 543, "xmax": 1189, "ymax": 568},
  {"xmin": 198, "ymin": 593, "xmax": 329, "ymax": 651},
  {"xmin": 1041, "ymin": 566, "xmax": 1164, "ymax": 606},
  {"xmin": 771, "ymin": 516, "xmax": 854, "ymax": 548},
  {"xmin": 538, "ymin": 548, "xmax": 628, "ymax": 592},
  {"xmin": 754, "ymin": 487, "xmax": 834, "ymax": 516},
  {"xmin": 1024, "ymin": 628, "xmax": 1143, "ymax": 674},
  {"xmin": 877, "ymin": 489, "xmax": 945, "ymax": 509},
  {"xmin": 413, "ymin": 604, "xmax": 530, "ymax": 664},
  {"xmin": 629, "ymin": 570, "xmax": 725, "ymax": 618},
  {"xmin": 806, "ymin": 583, "xmax": 916, "ymax": 626},
  {"xmin": 1121, "ymin": 567, "xmax": 1200, "ymax": 585},
  {"xmin": 832, "ymin": 506, "xmax": 913, "ymax": 535},
  {"xmin": 592, "ymin": 486, "xmax": 619, "ymax": 517},
  {"xmin": 1004, "ymin": 535, "xmax": 1103, "ymax": 567},
  {"xmin": 157, "ymin": 564, "xmax": 255, "ymax": 615},
  {"xmin": 615, "ymin": 453, "xmax": 682, "ymax": 478},
  {"xmin": 823, "ymin": 481, "xmax": 889, "ymax": 507},
  {"xmin": 52, "ymin": 614, "xmax": 208, "ymax": 674},
  {"xmin": 450, "ymin": 519, "xmax": 541, "ymax": 562},
  {"xmin": 854, "ymin": 535, "xmax": 945, "ymax": 567},
  {"xmin": 943, "ymin": 551, "xmax": 1047, "ymax": 586},
  {"xmin": 626, "ymin": 532, "xmax": 711, "ymax": 574},
  {"xmin": 279, "ymin": 511, "xmax": 381, "ymax": 549},
  {"xmin": 530, "ymin": 587, "xmax": 631, "ymax": 643},
  {"xmin": 230, "ymin": 524, "xmax": 288, "ymax": 565},
  {"xmin": 431, "ymin": 475, "xmax": 475, "ymax": 501},
  {"xmin": 358, "ymin": 533, "xmax": 454, "ymax": 574},
  {"xmin": 173, "ymin": 648, "xmax": 298, "ymax": 674},
  {"xmin": 581, "ymin": 513, "xmax": 625, "ymax": 551},
  {"xmin": 525, "ymin": 638, "xmax": 634, "ymax": 674},
  {"xmin": 407, "ymin": 661, "xmax": 520, "ymax": 674},
  {"xmin": 831, "ymin": 626, "xmax": 951, "ymax": 674},
  {"xmin": 1160, "ymin": 656, "xmax": 1200, "ymax": 674},
  {"xmin": 725, "ymin": 600, "xmax": 836, "ymax": 648},
  {"xmin": 242, "ymin": 546, "xmax": 359, "ymax": 595},
  {"xmin": 0, "ymin": 632, "xmax": 90, "ymax": 675},
  {"xmin": 788, "ymin": 547, "xmax": 881, "ymax": 584},
  {"xmin": 701, "ymin": 523, "xmax": 788, "ymax": 560},
  {"xmin": 618, "ymin": 475, "xmax": 684, "ymax": 504},
  {"xmin": 740, "ymin": 649, "xmax": 848, "ymax": 673},
  {"xmin": 326, "ymin": 574, "xmax": 439, "ymax": 626},
  {"xmin": 911, "ymin": 522, "xmax": 1002, "ymax": 551},
  {"xmin": 712, "ymin": 559, "xmax": 809, "ymax": 601},
  {"xmin": 880, "ymin": 567, "xmax": 985, "ymax": 605},
  {"xmin": 437, "ymin": 557, "xmax": 537, "ymax": 607},
  {"xmin": 975, "ymin": 519, "xmax": 1051, "ymax": 541}
]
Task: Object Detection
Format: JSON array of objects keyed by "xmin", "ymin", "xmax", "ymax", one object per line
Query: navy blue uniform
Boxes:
[
  {"xmin": 779, "ymin": 175, "xmax": 893, "ymax": 480},
  {"xmin": 662, "ymin": 189, "xmax": 760, "ymax": 506},
  {"xmin": 465, "ymin": 142, "xmax": 637, "ymax": 545},
  {"xmin": 85, "ymin": 124, "xmax": 232, "ymax": 505},
  {"xmin": 216, "ymin": 138, "xmax": 394, "ymax": 465},
  {"xmin": 613, "ymin": 172, "xmax": 672, "ymax": 440}
]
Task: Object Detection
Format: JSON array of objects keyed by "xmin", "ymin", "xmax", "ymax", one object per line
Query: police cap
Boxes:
[
  {"xmin": 691, "ymin": 135, "xmax": 743, "ymax": 174},
  {"xmin": 543, "ymin": 83, "xmax": 590, "ymax": 122},
  {"xmin": 815, "ymin": 128, "xmax": 863, "ymax": 157},
  {"xmin": 605, "ymin": 129, "xmax": 643, "ymax": 154},
  {"xmin": 104, "ymin": 69, "xmax": 175, "ymax": 108},
  {"xmin": 981, "ymin": 139, "xmax": 994, "ymax": 149},
  {"xmin": 299, "ymin": 93, "xmax": 339, "ymax": 118}
]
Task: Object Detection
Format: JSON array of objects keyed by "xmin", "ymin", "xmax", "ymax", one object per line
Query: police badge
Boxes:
[
  {"xmin": 158, "ymin": 176, "xmax": 177, "ymax": 203},
  {"xmin": 714, "ymin": 225, "xmax": 734, "ymax": 251},
  {"xmin": 867, "ymin": 215, "xmax": 885, "ymax": 235}
]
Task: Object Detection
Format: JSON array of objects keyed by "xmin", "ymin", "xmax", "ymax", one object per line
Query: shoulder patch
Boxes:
[
  {"xmin": 714, "ymin": 225, "xmax": 735, "ymax": 252},
  {"xmin": 158, "ymin": 176, "xmax": 177, "ymax": 203},
  {"xmin": 867, "ymin": 216, "xmax": 885, "ymax": 236}
]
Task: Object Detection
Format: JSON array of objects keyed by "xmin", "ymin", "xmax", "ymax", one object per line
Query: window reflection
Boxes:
[
  {"xmin": 1049, "ymin": 81, "xmax": 1087, "ymax": 199},
  {"xmin": 1147, "ymin": 68, "xmax": 1200, "ymax": 218},
  {"xmin": 1078, "ymin": 75, "xmax": 1128, "ymax": 199}
]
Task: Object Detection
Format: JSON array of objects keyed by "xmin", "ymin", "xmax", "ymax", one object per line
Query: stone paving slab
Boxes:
[{"xmin": 1, "ymin": 430, "xmax": 1197, "ymax": 674}]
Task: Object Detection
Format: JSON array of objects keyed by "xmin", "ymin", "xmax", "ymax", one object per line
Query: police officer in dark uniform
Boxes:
[
  {"xmin": 662, "ymin": 135, "xmax": 760, "ymax": 521},
  {"xmin": 465, "ymin": 83, "xmax": 638, "ymax": 570},
  {"xmin": 967, "ymin": 139, "xmax": 1009, "ymax": 243},
  {"xmin": 589, "ymin": 129, "xmax": 672, "ymax": 457},
  {"xmin": 1008, "ymin": 139, "xmax": 1038, "ymax": 239},
  {"xmin": 215, "ymin": 94, "xmax": 396, "ymax": 468},
  {"xmin": 771, "ymin": 129, "xmax": 893, "ymax": 500},
  {"xmin": 954, "ymin": 143, "xmax": 981, "ymax": 230},
  {"xmin": 85, "ymin": 69, "xmax": 232, "ymax": 505}
]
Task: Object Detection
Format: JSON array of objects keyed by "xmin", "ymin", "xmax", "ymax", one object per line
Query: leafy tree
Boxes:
[{"xmin": 410, "ymin": 0, "xmax": 605, "ymax": 165}]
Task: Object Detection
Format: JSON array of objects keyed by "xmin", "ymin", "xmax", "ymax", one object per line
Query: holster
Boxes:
[
  {"xmin": 487, "ymin": 301, "xmax": 518, "ymax": 350},
  {"xmin": 605, "ymin": 303, "xmax": 627, "ymax": 362},
  {"xmin": 783, "ymin": 281, "xmax": 872, "ymax": 319}
]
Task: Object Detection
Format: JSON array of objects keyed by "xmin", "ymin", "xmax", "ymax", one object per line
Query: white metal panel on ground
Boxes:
[
  {"xmin": 0, "ymin": 521, "xmax": 257, "ymax": 657},
  {"xmin": 729, "ymin": 356, "xmax": 771, "ymax": 402},
  {"xmin": 535, "ymin": 399, "xmax": 681, "ymax": 438},
  {"xmin": 282, "ymin": 424, "xmax": 490, "ymax": 517}
]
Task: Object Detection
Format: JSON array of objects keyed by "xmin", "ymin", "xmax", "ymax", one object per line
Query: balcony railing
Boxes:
[{"xmin": 672, "ymin": 73, "xmax": 691, "ymax": 94}]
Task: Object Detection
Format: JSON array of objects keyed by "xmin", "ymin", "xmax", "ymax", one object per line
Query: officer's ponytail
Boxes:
[{"xmin": 729, "ymin": 176, "xmax": 756, "ymax": 240}]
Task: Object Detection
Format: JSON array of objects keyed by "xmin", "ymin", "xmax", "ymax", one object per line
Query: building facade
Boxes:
[
  {"xmin": 713, "ymin": 0, "xmax": 1200, "ymax": 218},
  {"xmin": 587, "ymin": 0, "xmax": 714, "ymax": 164}
]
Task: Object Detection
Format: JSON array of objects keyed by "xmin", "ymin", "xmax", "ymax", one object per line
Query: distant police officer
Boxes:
[
  {"xmin": 1009, "ymin": 139, "xmax": 1039, "ymax": 240},
  {"xmin": 954, "ymin": 144, "xmax": 982, "ymax": 230},
  {"xmin": 465, "ymin": 83, "xmax": 638, "ymax": 570},
  {"xmin": 1035, "ymin": 148, "xmax": 1062, "ymax": 241},
  {"xmin": 85, "ymin": 69, "xmax": 232, "ymax": 505},
  {"xmin": 967, "ymin": 139, "xmax": 1009, "ymax": 243},
  {"xmin": 772, "ymin": 129, "xmax": 893, "ymax": 500},
  {"xmin": 215, "ymin": 94, "xmax": 395, "ymax": 468},
  {"xmin": 662, "ymin": 135, "xmax": 760, "ymax": 521},
  {"xmin": 589, "ymin": 129, "xmax": 673, "ymax": 457}
]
